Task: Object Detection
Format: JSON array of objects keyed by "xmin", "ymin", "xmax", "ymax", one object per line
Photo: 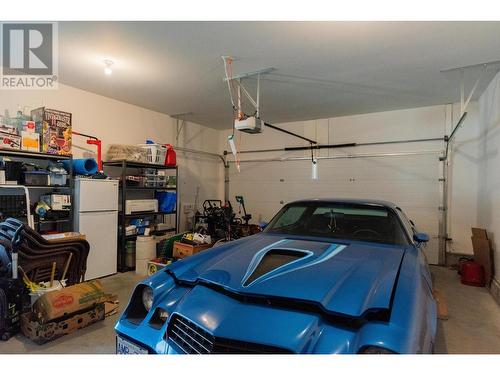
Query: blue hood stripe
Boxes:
[{"xmin": 240, "ymin": 239, "xmax": 290, "ymax": 286}]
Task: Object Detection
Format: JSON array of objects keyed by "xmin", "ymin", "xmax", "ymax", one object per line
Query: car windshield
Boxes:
[{"xmin": 264, "ymin": 202, "xmax": 410, "ymax": 246}]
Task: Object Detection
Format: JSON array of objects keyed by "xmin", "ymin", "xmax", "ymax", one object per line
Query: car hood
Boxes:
[{"xmin": 170, "ymin": 234, "xmax": 406, "ymax": 318}]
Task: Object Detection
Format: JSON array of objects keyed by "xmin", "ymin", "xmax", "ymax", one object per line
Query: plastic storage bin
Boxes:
[
  {"xmin": 49, "ymin": 172, "xmax": 67, "ymax": 186},
  {"xmin": 138, "ymin": 144, "xmax": 167, "ymax": 164},
  {"xmin": 156, "ymin": 191, "xmax": 176, "ymax": 213},
  {"xmin": 24, "ymin": 171, "xmax": 50, "ymax": 186}
]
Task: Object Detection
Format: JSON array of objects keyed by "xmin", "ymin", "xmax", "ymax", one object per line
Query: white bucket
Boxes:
[
  {"xmin": 29, "ymin": 280, "xmax": 66, "ymax": 306},
  {"xmin": 135, "ymin": 236, "xmax": 156, "ymax": 276}
]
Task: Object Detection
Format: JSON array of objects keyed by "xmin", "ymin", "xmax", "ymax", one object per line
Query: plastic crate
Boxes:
[
  {"xmin": 24, "ymin": 171, "xmax": 50, "ymax": 186},
  {"xmin": 158, "ymin": 232, "xmax": 186, "ymax": 258},
  {"xmin": 48, "ymin": 172, "xmax": 67, "ymax": 186},
  {"xmin": 138, "ymin": 144, "xmax": 167, "ymax": 164}
]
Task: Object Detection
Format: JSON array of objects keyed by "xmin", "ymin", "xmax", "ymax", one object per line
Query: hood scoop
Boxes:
[{"xmin": 243, "ymin": 249, "xmax": 308, "ymax": 287}]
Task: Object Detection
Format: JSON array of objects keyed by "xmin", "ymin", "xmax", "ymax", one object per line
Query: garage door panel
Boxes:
[{"xmin": 229, "ymin": 153, "xmax": 442, "ymax": 264}]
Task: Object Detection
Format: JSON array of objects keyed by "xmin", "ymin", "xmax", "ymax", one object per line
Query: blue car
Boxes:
[{"xmin": 115, "ymin": 199, "xmax": 437, "ymax": 354}]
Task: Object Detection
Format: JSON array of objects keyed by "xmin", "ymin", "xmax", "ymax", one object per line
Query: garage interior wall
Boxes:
[
  {"xmin": 0, "ymin": 83, "xmax": 486, "ymax": 261},
  {"xmin": 220, "ymin": 102, "xmax": 480, "ymax": 261},
  {"xmin": 478, "ymin": 71, "xmax": 500, "ymax": 296},
  {"xmin": 0, "ymin": 83, "xmax": 224, "ymax": 230}
]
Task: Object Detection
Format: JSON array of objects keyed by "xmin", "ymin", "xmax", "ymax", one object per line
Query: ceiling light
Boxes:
[{"xmin": 103, "ymin": 59, "xmax": 113, "ymax": 76}]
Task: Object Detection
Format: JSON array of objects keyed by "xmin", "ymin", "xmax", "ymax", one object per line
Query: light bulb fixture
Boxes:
[
  {"xmin": 310, "ymin": 144, "xmax": 319, "ymax": 180},
  {"xmin": 103, "ymin": 59, "xmax": 114, "ymax": 76},
  {"xmin": 311, "ymin": 158, "xmax": 319, "ymax": 180}
]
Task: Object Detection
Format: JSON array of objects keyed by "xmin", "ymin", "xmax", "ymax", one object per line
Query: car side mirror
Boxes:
[{"xmin": 413, "ymin": 232, "xmax": 429, "ymax": 243}]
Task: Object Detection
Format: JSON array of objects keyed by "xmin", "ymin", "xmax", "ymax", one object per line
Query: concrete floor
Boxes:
[
  {"xmin": 432, "ymin": 266, "xmax": 500, "ymax": 353},
  {"xmin": 0, "ymin": 266, "xmax": 499, "ymax": 354},
  {"xmin": 0, "ymin": 272, "xmax": 142, "ymax": 354}
]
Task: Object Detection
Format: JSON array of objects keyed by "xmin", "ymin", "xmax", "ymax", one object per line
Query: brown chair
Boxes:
[
  {"xmin": 0, "ymin": 219, "xmax": 90, "ymax": 285},
  {"xmin": 0, "ymin": 238, "xmax": 74, "ymax": 285}
]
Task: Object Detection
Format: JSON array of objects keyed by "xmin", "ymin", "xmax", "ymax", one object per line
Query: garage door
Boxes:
[{"xmin": 228, "ymin": 152, "xmax": 443, "ymax": 264}]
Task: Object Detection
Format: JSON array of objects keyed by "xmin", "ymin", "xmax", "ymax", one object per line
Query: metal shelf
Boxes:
[
  {"xmin": 125, "ymin": 228, "xmax": 176, "ymax": 239},
  {"xmin": 103, "ymin": 160, "xmax": 177, "ymax": 170},
  {"xmin": 121, "ymin": 186, "xmax": 177, "ymax": 191},
  {"xmin": 103, "ymin": 160, "xmax": 179, "ymax": 273},
  {"xmin": 0, "ymin": 148, "xmax": 71, "ymax": 160},
  {"xmin": 0, "ymin": 150, "xmax": 74, "ymax": 234},
  {"xmin": 1, "ymin": 184, "xmax": 71, "ymax": 189},
  {"xmin": 35, "ymin": 218, "xmax": 71, "ymax": 225},
  {"xmin": 122, "ymin": 211, "xmax": 177, "ymax": 219}
]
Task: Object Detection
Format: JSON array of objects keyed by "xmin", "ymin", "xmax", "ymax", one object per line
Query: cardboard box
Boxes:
[
  {"xmin": 23, "ymin": 120, "xmax": 36, "ymax": 133},
  {"xmin": 147, "ymin": 258, "xmax": 173, "ymax": 276},
  {"xmin": 41, "ymin": 194, "xmax": 71, "ymax": 211},
  {"xmin": 21, "ymin": 130, "xmax": 40, "ymax": 152},
  {"xmin": 31, "ymin": 107, "xmax": 72, "ymax": 155},
  {"xmin": 32, "ymin": 280, "xmax": 107, "ymax": 323},
  {"xmin": 21, "ymin": 303, "xmax": 105, "ymax": 345},
  {"xmin": 0, "ymin": 131, "xmax": 21, "ymax": 149},
  {"xmin": 471, "ymin": 227, "xmax": 487, "ymax": 239},
  {"xmin": 42, "ymin": 232, "xmax": 86, "ymax": 243},
  {"xmin": 173, "ymin": 241, "xmax": 211, "ymax": 259},
  {"xmin": 0, "ymin": 123, "xmax": 19, "ymax": 134},
  {"xmin": 104, "ymin": 295, "xmax": 120, "ymax": 317},
  {"xmin": 471, "ymin": 227, "xmax": 494, "ymax": 286}
]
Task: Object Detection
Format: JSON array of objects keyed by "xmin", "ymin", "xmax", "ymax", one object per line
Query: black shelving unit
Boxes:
[
  {"xmin": 103, "ymin": 160, "xmax": 178, "ymax": 272},
  {"xmin": 0, "ymin": 149, "xmax": 74, "ymax": 233}
]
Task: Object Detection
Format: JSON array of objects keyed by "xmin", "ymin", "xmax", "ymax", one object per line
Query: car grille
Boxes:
[
  {"xmin": 167, "ymin": 314, "xmax": 291, "ymax": 354},
  {"xmin": 167, "ymin": 314, "xmax": 215, "ymax": 354}
]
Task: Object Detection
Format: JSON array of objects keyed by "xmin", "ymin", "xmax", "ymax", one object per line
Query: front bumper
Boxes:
[
  {"xmin": 115, "ymin": 319, "xmax": 170, "ymax": 354},
  {"xmin": 114, "ymin": 283, "xmax": 410, "ymax": 354}
]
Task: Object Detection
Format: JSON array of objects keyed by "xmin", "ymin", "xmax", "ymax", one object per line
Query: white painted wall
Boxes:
[
  {"xmin": 477, "ymin": 72, "xmax": 500, "ymax": 283},
  {"xmin": 0, "ymin": 83, "xmax": 482, "ymax": 258},
  {"xmin": 0, "ymin": 83, "xmax": 224, "ymax": 230},
  {"xmin": 220, "ymin": 103, "xmax": 480, "ymax": 255},
  {"xmin": 447, "ymin": 102, "xmax": 481, "ymax": 255}
]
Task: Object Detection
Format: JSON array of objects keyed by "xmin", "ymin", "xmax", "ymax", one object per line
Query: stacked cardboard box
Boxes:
[{"xmin": 21, "ymin": 280, "xmax": 118, "ymax": 344}]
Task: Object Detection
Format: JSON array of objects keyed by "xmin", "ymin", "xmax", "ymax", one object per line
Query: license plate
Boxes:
[{"xmin": 116, "ymin": 336, "xmax": 148, "ymax": 354}]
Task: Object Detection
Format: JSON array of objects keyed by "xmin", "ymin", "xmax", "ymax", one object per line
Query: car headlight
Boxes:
[
  {"xmin": 142, "ymin": 286, "xmax": 154, "ymax": 311},
  {"xmin": 359, "ymin": 346, "xmax": 396, "ymax": 354}
]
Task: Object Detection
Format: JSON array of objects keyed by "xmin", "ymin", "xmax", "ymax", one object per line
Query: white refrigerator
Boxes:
[{"xmin": 74, "ymin": 178, "xmax": 119, "ymax": 280}]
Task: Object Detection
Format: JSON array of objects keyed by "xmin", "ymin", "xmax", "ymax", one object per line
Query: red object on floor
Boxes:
[
  {"xmin": 164, "ymin": 144, "xmax": 177, "ymax": 167},
  {"xmin": 460, "ymin": 261, "xmax": 485, "ymax": 287}
]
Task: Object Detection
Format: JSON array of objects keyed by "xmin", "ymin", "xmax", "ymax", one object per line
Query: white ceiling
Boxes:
[{"xmin": 58, "ymin": 21, "xmax": 500, "ymax": 129}]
